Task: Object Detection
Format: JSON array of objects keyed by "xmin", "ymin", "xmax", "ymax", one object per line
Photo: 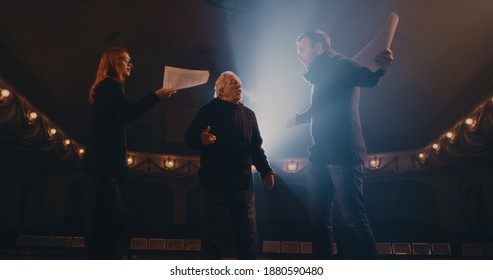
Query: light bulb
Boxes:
[
  {"xmin": 127, "ymin": 156, "xmax": 134, "ymax": 166},
  {"xmin": 369, "ymin": 159, "xmax": 379, "ymax": 168},
  {"xmin": 164, "ymin": 157, "xmax": 175, "ymax": 169},
  {"xmin": 28, "ymin": 112, "xmax": 38, "ymax": 120},
  {"xmin": 286, "ymin": 160, "xmax": 298, "ymax": 173},
  {"xmin": 1, "ymin": 89, "xmax": 10, "ymax": 98}
]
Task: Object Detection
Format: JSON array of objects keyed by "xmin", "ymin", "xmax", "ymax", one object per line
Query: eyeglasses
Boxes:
[{"xmin": 118, "ymin": 57, "xmax": 134, "ymax": 66}]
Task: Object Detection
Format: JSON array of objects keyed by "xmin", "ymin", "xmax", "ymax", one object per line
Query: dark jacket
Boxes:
[
  {"xmin": 185, "ymin": 98, "xmax": 273, "ymax": 189},
  {"xmin": 82, "ymin": 77, "xmax": 159, "ymax": 178},
  {"xmin": 296, "ymin": 51, "xmax": 386, "ymax": 164}
]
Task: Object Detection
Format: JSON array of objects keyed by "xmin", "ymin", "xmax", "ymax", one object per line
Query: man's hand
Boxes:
[
  {"xmin": 155, "ymin": 88, "xmax": 177, "ymax": 98},
  {"xmin": 376, "ymin": 49, "xmax": 394, "ymax": 70},
  {"xmin": 262, "ymin": 171, "xmax": 275, "ymax": 190},
  {"xmin": 200, "ymin": 125, "xmax": 216, "ymax": 145}
]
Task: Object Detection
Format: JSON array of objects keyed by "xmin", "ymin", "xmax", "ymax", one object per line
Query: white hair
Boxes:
[{"xmin": 214, "ymin": 71, "xmax": 238, "ymax": 98}]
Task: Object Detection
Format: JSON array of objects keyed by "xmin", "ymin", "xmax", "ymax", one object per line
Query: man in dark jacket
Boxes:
[
  {"xmin": 185, "ymin": 71, "xmax": 275, "ymax": 259},
  {"xmin": 288, "ymin": 30, "xmax": 394, "ymax": 259}
]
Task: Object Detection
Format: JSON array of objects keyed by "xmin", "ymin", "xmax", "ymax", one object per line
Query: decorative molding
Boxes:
[
  {"xmin": 126, "ymin": 152, "xmax": 200, "ymax": 177},
  {"xmin": 0, "ymin": 43, "xmax": 87, "ymax": 141},
  {"xmin": 0, "ymin": 83, "xmax": 82, "ymax": 166},
  {"xmin": 2, "ymin": 72, "xmax": 493, "ymax": 177}
]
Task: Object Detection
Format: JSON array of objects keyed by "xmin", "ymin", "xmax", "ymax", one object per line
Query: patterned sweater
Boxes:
[{"xmin": 185, "ymin": 98, "xmax": 272, "ymax": 189}]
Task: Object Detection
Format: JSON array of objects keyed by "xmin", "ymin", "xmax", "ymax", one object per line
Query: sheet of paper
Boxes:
[
  {"xmin": 162, "ymin": 66, "xmax": 210, "ymax": 90},
  {"xmin": 353, "ymin": 12, "xmax": 399, "ymax": 72}
]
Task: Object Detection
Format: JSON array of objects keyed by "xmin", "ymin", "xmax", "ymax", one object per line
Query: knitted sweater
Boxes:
[
  {"xmin": 185, "ymin": 98, "xmax": 273, "ymax": 189},
  {"xmin": 296, "ymin": 51, "xmax": 386, "ymax": 164}
]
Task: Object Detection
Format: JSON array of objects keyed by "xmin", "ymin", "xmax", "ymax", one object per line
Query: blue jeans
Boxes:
[
  {"xmin": 307, "ymin": 163, "xmax": 377, "ymax": 259},
  {"xmin": 201, "ymin": 183, "xmax": 258, "ymax": 259}
]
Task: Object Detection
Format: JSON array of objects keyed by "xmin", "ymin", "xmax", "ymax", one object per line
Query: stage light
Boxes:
[
  {"xmin": 417, "ymin": 151, "xmax": 429, "ymax": 164},
  {"xmin": 77, "ymin": 148, "xmax": 85, "ymax": 158},
  {"xmin": 25, "ymin": 111, "xmax": 39, "ymax": 125},
  {"xmin": 285, "ymin": 160, "xmax": 299, "ymax": 173},
  {"xmin": 164, "ymin": 157, "xmax": 176, "ymax": 169},
  {"xmin": 464, "ymin": 116, "xmax": 480, "ymax": 133},
  {"xmin": 1, "ymin": 88, "xmax": 10, "ymax": 97},
  {"xmin": 446, "ymin": 132, "xmax": 453, "ymax": 139},
  {"xmin": 27, "ymin": 111, "xmax": 38, "ymax": 121},
  {"xmin": 63, "ymin": 139, "xmax": 71, "ymax": 146},
  {"xmin": 0, "ymin": 88, "xmax": 10, "ymax": 102},
  {"xmin": 48, "ymin": 128, "xmax": 57, "ymax": 137},
  {"xmin": 127, "ymin": 156, "xmax": 135, "ymax": 166},
  {"xmin": 432, "ymin": 143, "xmax": 439, "ymax": 150},
  {"xmin": 369, "ymin": 157, "xmax": 380, "ymax": 169}
]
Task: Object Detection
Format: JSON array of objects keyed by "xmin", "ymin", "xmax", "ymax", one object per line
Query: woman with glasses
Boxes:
[{"xmin": 82, "ymin": 47, "xmax": 175, "ymax": 259}]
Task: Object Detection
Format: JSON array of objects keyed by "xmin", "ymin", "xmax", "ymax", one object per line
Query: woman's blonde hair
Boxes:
[{"xmin": 88, "ymin": 47, "xmax": 129, "ymax": 104}]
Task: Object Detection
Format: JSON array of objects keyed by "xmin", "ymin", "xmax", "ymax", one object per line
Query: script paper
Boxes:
[
  {"xmin": 353, "ymin": 12, "xmax": 399, "ymax": 72},
  {"xmin": 162, "ymin": 66, "xmax": 210, "ymax": 90}
]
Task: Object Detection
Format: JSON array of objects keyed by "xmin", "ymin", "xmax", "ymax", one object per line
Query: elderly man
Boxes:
[{"xmin": 185, "ymin": 71, "xmax": 275, "ymax": 259}]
